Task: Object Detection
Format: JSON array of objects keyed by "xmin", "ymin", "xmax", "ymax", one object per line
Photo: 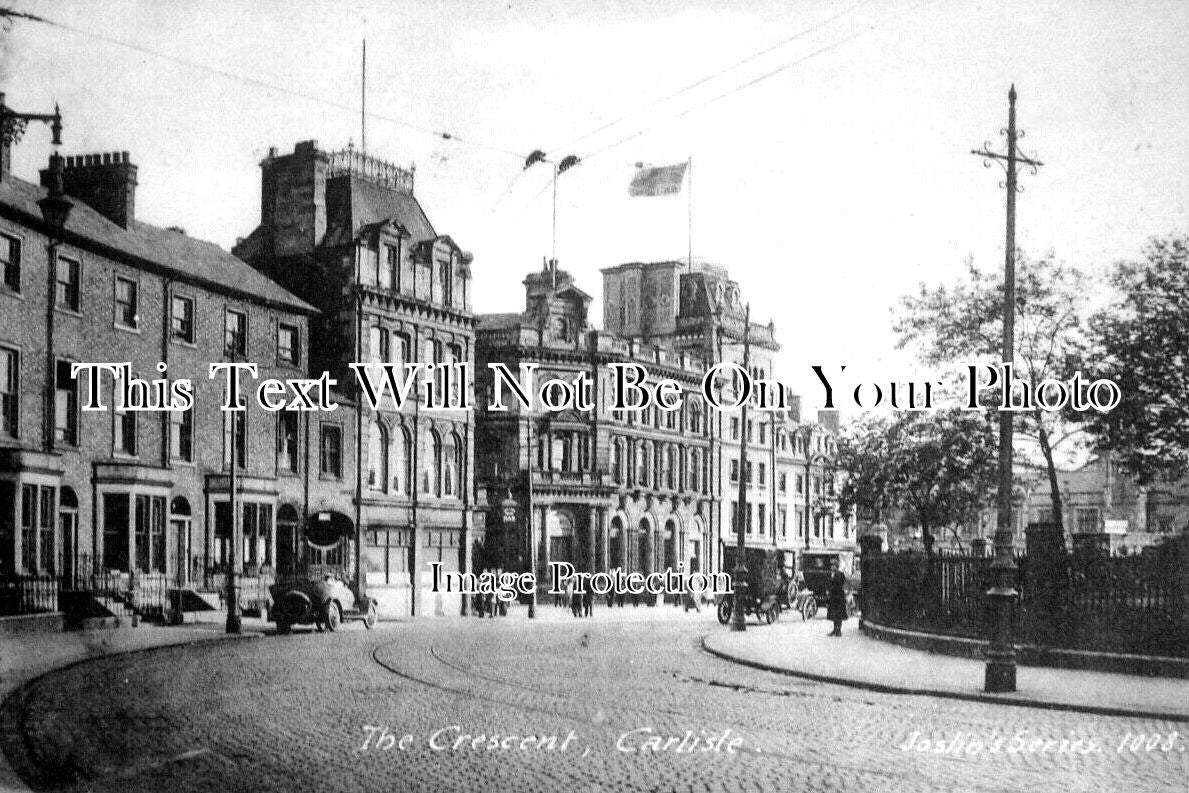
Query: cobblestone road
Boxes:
[{"xmin": 2, "ymin": 613, "xmax": 1186, "ymax": 792}]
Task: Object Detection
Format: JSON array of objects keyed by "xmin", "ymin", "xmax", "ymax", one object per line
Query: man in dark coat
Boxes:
[{"xmin": 826, "ymin": 558, "xmax": 848, "ymax": 636}]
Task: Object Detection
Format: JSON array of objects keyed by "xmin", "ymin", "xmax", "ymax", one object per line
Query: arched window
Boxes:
[
  {"xmin": 368, "ymin": 422, "xmax": 388, "ymax": 491},
  {"xmin": 665, "ymin": 445, "xmax": 676, "ymax": 489},
  {"xmin": 370, "ymin": 326, "xmax": 389, "ymax": 363},
  {"xmin": 439, "ymin": 258, "xmax": 453, "ymax": 305},
  {"xmin": 551, "ymin": 433, "xmax": 566, "ymax": 472},
  {"xmin": 444, "ymin": 432, "xmax": 461, "ymax": 497},
  {"xmin": 689, "ymin": 399, "xmax": 702, "ymax": 434},
  {"xmin": 612, "ymin": 438, "xmax": 624, "ymax": 483},
  {"xmin": 637, "ymin": 441, "xmax": 650, "ymax": 486},
  {"xmin": 392, "ymin": 332, "xmax": 410, "ymax": 369},
  {"xmin": 424, "ymin": 430, "xmax": 442, "ymax": 497},
  {"xmin": 666, "ymin": 405, "xmax": 677, "ymax": 430},
  {"xmin": 397, "ymin": 426, "xmax": 412, "ymax": 494},
  {"xmin": 653, "ymin": 443, "xmax": 662, "ymax": 488},
  {"xmin": 448, "ymin": 344, "xmax": 463, "ymax": 403},
  {"xmin": 689, "ymin": 449, "xmax": 700, "ymax": 492}
]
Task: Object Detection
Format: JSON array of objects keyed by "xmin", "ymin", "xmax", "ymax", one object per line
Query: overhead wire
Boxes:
[
  {"xmin": 0, "ymin": 6, "xmax": 528, "ymax": 161},
  {"xmin": 552, "ymin": 0, "xmax": 877, "ymax": 154},
  {"xmin": 582, "ymin": 0, "xmax": 935, "ymax": 162}
]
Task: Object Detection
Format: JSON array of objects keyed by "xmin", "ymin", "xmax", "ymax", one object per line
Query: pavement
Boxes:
[
  {"xmin": 702, "ymin": 615, "xmax": 1189, "ymax": 721},
  {"xmin": 0, "ymin": 615, "xmax": 267, "ymax": 793}
]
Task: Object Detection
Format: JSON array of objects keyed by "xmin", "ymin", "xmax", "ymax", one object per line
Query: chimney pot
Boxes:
[{"xmin": 47, "ymin": 150, "xmax": 138, "ymax": 227}]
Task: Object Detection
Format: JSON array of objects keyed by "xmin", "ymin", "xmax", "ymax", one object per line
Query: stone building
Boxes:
[
  {"xmin": 234, "ymin": 141, "xmax": 478, "ymax": 617},
  {"xmin": 0, "ymin": 145, "xmax": 353, "ymax": 615},
  {"xmin": 600, "ymin": 260, "xmax": 846, "ymax": 571},
  {"xmin": 1021, "ymin": 456, "xmax": 1188, "ymax": 553},
  {"xmin": 474, "ymin": 261, "xmax": 715, "ymax": 596}
]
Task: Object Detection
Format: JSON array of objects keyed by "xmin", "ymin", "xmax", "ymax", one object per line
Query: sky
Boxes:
[{"xmin": 3, "ymin": 0, "xmax": 1187, "ymax": 409}]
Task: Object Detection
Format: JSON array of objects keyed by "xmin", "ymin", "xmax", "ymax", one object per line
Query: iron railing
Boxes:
[
  {"xmin": 0, "ymin": 574, "xmax": 59, "ymax": 616},
  {"xmin": 863, "ymin": 547, "xmax": 1189, "ymax": 658}
]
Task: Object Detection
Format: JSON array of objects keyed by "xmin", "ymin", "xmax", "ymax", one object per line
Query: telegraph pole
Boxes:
[
  {"xmin": 972, "ymin": 85, "xmax": 1042, "ymax": 693},
  {"xmin": 729, "ymin": 305, "xmax": 751, "ymax": 632}
]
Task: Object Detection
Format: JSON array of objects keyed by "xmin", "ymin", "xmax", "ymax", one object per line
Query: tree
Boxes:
[
  {"xmin": 893, "ymin": 253, "xmax": 1091, "ymax": 533},
  {"xmin": 838, "ymin": 410, "xmax": 998, "ymax": 553},
  {"xmin": 1087, "ymin": 235, "xmax": 1189, "ymax": 484}
]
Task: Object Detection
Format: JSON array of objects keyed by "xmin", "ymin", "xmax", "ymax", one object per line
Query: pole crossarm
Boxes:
[{"xmin": 971, "ymin": 148, "xmax": 1043, "ymax": 169}]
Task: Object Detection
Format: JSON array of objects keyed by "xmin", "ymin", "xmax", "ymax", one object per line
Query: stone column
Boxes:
[
  {"xmin": 538, "ymin": 506, "xmax": 550, "ymax": 581},
  {"xmin": 622, "ymin": 517, "xmax": 631, "ymax": 571},
  {"xmin": 600, "ymin": 508, "xmax": 610, "ymax": 573},
  {"xmin": 585, "ymin": 510, "xmax": 596, "ymax": 572}
]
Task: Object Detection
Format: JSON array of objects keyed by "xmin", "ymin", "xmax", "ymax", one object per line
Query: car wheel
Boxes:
[
  {"xmin": 363, "ymin": 601, "xmax": 377, "ymax": 630},
  {"xmin": 325, "ymin": 601, "xmax": 341, "ymax": 632},
  {"xmin": 846, "ymin": 593, "xmax": 858, "ymax": 619},
  {"xmin": 803, "ymin": 599, "xmax": 818, "ymax": 621},
  {"xmin": 716, "ymin": 599, "xmax": 733, "ymax": 625}
]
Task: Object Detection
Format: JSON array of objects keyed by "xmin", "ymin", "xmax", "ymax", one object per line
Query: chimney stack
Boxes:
[{"xmin": 40, "ymin": 150, "xmax": 137, "ymax": 228}]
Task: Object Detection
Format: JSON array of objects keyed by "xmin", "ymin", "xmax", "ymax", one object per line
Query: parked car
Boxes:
[
  {"xmin": 716, "ymin": 547, "xmax": 789, "ymax": 625},
  {"xmin": 797, "ymin": 549, "xmax": 859, "ymax": 618},
  {"xmin": 269, "ymin": 571, "xmax": 378, "ymax": 634}
]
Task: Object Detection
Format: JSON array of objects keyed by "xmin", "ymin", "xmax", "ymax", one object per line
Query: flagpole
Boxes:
[
  {"xmin": 361, "ymin": 38, "xmax": 367, "ymax": 154},
  {"xmin": 687, "ymin": 156, "xmax": 693, "ymax": 271}
]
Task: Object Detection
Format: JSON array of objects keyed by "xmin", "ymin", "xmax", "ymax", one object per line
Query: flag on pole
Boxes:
[{"xmin": 628, "ymin": 162, "xmax": 688, "ymax": 197}]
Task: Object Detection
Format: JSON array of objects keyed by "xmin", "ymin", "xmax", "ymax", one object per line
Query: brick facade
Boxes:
[
  {"xmin": 234, "ymin": 141, "xmax": 477, "ymax": 618},
  {"xmin": 0, "ymin": 151, "xmax": 352, "ymax": 613}
]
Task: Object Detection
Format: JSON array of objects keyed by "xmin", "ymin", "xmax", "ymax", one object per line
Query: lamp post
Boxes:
[
  {"xmin": 38, "ymin": 152, "xmax": 72, "ymax": 457},
  {"xmin": 226, "ymin": 405, "xmax": 242, "ymax": 634}
]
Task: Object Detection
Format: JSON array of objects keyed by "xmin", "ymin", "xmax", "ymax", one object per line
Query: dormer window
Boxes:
[{"xmin": 439, "ymin": 257, "xmax": 453, "ymax": 305}]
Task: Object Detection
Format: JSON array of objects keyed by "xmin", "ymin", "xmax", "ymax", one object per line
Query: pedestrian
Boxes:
[
  {"xmin": 566, "ymin": 576, "xmax": 580, "ymax": 618},
  {"xmin": 582, "ymin": 585, "xmax": 593, "ymax": 617},
  {"xmin": 683, "ymin": 576, "xmax": 701, "ymax": 613},
  {"xmin": 826, "ymin": 557, "xmax": 848, "ymax": 637}
]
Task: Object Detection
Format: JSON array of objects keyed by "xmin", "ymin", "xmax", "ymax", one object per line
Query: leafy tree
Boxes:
[
  {"xmin": 838, "ymin": 410, "xmax": 997, "ymax": 553},
  {"xmin": 1087, "ymin": 235, "xmax": 1189, "ymax": 484},
  {"xmin": 893, "ymin": 253, "xmax": 1091, "ymax": 533}
]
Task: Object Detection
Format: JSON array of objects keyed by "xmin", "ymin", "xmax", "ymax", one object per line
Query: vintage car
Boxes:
[
  {"xmin": 715, "ymin": 547, "xmax": 790, "ymax": 625},
  {"xmin": 795, "ymin": 549, "xmax": 859, "ymax": 618},
  {"xmin": 269, "ymin": 571, "xmax": 378, "ymax": 634}
]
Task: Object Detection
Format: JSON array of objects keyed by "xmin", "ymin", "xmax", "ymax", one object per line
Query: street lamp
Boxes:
[{"xmin": 37, "ymin": 152, "xmax": 73, "ymax": 235}]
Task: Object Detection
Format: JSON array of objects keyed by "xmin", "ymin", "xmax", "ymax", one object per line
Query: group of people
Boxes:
[
  {"xmin": 474, "ymin": 557, "xmax": 851, "ymax": 633},
  {"xmin": 562, "ymin": 578, "xmax": 595, "ymax": 617}
]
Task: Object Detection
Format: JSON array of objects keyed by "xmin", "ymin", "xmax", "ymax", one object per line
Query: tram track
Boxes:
[{"xmin": 363, "ymin": 629, "xmax": 990, "ymax": 790}]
